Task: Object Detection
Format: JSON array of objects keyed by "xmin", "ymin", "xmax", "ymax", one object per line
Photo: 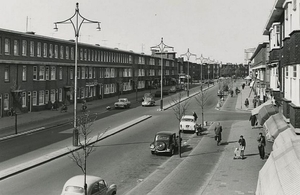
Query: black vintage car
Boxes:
[{"xmin": 150, "ymin": 131, "xmax": 179, "ymax": 156}]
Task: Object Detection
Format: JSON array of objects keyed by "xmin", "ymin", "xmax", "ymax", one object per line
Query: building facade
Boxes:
[{"xmin": 0, "ymin": 28, "xmax": 219, "ymax": 117}]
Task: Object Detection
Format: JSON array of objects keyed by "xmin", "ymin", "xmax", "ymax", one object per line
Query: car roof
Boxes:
[
  {"xmin": 182, "ymin": 115, "xmax": 194, "ymax": 119},
  {"xmin": 64, "ymin": 175, "xmax": 103, "ymax": 188},
  {"xmin": 119, "ymin": 98, "xmax": 128, "ymax": 100},
  {"xmin": 156, "ymin": 131, "xmax": 175, "ymax": 135}
]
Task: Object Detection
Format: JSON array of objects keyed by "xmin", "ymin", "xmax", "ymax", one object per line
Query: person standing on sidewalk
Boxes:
[
  {"xmin": 257, "ymin": 133, "xmax": 266, "ymax": 160},
  {"xmin": 193, "ymin": 111, "xmax": 198, "ymax": 122},
  {"xmin": 214, "ymin": 122, "xmax": 223, "ymax": 146},
  {"xmin": 244, "ymin": 98, "xmax": 249, "ymax": 108},
  {"xmin": 238, "ymin": 135, "xmax": 246, "ymax": 159}
]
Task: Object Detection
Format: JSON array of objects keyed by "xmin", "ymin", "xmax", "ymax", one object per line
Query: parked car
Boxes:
[
  {"xmin": 154, "ymin": 90, "xmax": 161, "ymax": 97},
  {"xmin": 169, "ymin": 86, "xmax": 177, "ymax": 93},
  {"xmin": 150, "ymin": 131, "xmax": 178, "ymax": 156},
  {"xmin": 114, "ymin": 98, "xmax": 131, "ymax": 109},
  {"xmin": 162, "ymin": 89, "xmax": 169, "ymax": 95},
  {"xmin": 180, "ymin": 115, "xmax": 197, "ymax": 133},
  {"xmin": 61, "ymin": 175, "xmax": 117, "ymax": 195},
  {"xmin": 142, "ymin": 96, "xmax": 156, "ymax": 106}
]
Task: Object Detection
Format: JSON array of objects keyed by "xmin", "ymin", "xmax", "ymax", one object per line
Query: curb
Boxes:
[{"xmin": 0, "ymin": 115, "xmax": 152, "ymax": 181}]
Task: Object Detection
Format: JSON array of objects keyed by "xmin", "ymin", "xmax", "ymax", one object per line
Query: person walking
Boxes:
[
  {"xmin": 193, "ymin": 111, "xmax": 198, "ymax": 122},
  {"xmin": 244, "ymin": 98, "xmax": 249, "ymax": 108},
  {"xmin": 249, "ymin": 114, "xmax": 257, "ymax": 128},
  {"xmin": 238, "ymin": 135, "xmax": 246, "ymax": 159},
  {"xmin": 214, "ymin": 122, "xmax": 223, "ymax": 146},
  {"xmin": 257, "ymin": 133, "xmax": 266, "ymax": 160}
]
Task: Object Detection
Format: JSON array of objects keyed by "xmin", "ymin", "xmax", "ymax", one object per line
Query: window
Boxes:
[
  {"xmin": 294, "ymin": 0, "xmax": 297, "ymax": 10},
  {"xmin": 84, "ymin": 49, "xmax": 87, "ymax": 61},
  {"xmin": 4, "ymin": 66, "xmax": 9, "ymax": 82},
  {"xmin": 65, "ymin": 46, "xmax": 69, "ymax": 59},
  {"xmin": 85, "ymin": 67, "xmax": 88, "ymax": 78},
  {"xmin": 293, "ymin": 65, "xmax": 297, "ymax": 77},
  {"xmin": 54, "ymin": 45, "xmax": 58, "ymax": 58},
  {"xmin": 14, "ymin": 40, "xmax": 19, "ymax": 56},
  {"xmin": 5, "ymin": 38, "xmax": 10, "ymax": 55},
  {"xmin": 286, "ymin": 66, "xmax": 289, "ymax": 77},
  {"xmin": 49, "ymin": 44, "xmax": 53, "ymax": 58},
  {"xmin": 60, "ymin": 45, "xmax": 64, "ymax": 59},
  {"xmin": 59, "ymin": 88, "xmax": 62, "ymax": 102},
  {"xmin": 71, "ymin": 47, "xmax": 74, "ymax": 60},
  {"xmin": 39, "ymin": 90, "xmax": 44, "ymax": 105},
  {"xmin": 0, "ymin": 38, "xmax": 2, "ymax": 54},
  {"xmin": 30, "ymin": 41, "xmax": 34, "ymax": 57},
  {"xmin": 77, "ymin": 67, "xmax": 80, "ymax": 79},
  {"xmin": 22, "ymin": 40, "xmax": 27, "ymax": 56},
  {"xmin": 91, "ymin": 182, "xmax": 100, "ymax": 194},
  {"xmin": 39, "ymin": 66, "xmax": 45, "ymax": 80},
  {"xmin": 80, "ymin": 48, "xmax": 83, "ymax": 60},
  {"xmin": 59, "ymin": 67, "xmax": 63, "ymax": 80},
  {"xmin": 22, "ymin": 66, "xmax": 27, "ymax": 81},
  {"xmin": 33, "ymin": 66, "xmax": 37, "ymax": 80},
  {"xmin": 45, "ymin": 90, "xmax": 49, "ymax": 104},
  {"xmin": 22, "ymin": 92, "xmax": 26, "ymax": 108},
  {"xmin": 70, "ymin": 68, "xmax": 73, "ymax": 80},
  {"xmin": 4, "ymin": 93, "xmax": 9, "ymax": 110},
  {"xmin": 51, "ymin": 66, "xmax": 56, "ymax": 80},
  {"xmin": 32, "ymin": 91, "xmax": 37, "ymax": 106},
  {"xmin": 82, "ymin": 67, "xmax": 85, "ymax": 79},
  {"xmin": 45, "ymin": 66, "xmax": 49, "ymax": 80},
  {"xmin": 37, "ymin": 42, "xmax": 41, "ymax": 57},
  {"xmin": 50, "ymin": 89, "xmax": 55, "ymax": 102},
  {"xmin": 89, "ymin": 67, "xmax": 92, "ymax": 78},
  {"xmin": 93, "ymin": 67, "xmax": 96, "ymax": 78},
  {"xmin": 43, "ymin": 43, "xmax": 47, "ymax": 57}
]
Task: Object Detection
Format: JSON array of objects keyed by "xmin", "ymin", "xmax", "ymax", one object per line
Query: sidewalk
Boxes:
[{"xmin": 126, "ymin": 83, "xmax": 272, "ymax": 195}]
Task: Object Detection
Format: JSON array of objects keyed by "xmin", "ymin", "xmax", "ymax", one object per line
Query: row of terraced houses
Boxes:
[
  {"xmin": 0, "ymin": 28, "xmax": 230, "ymax": 117},
  {"xmin": 251, "ymin": 1, "xmax": 300, "ymax": 193},
  {"xmin": 250, "ymin": 0, "xmax": 300, "ymax": 132}
]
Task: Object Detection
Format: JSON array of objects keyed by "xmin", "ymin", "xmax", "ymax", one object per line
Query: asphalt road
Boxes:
[{"xmin": 0, "ymin": 83, "xmax": 251, "ymax": 194}]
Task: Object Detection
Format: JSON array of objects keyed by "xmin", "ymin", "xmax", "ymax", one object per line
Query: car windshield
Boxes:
[
  {"xmin": 155, "ymin": 135, "xmax": 170, "ymax": 141},
  {"xmin": 144, "ymin": 97, "xmax": 153, "ymax": 101},
  {"xmin": 181, "ymin": 118, "xmax": 194, "ymax": 122},
  {"xmin": 119, "ymin": 99, "xmax": 126, "ymax": 102},
  {"xmin": 65, "ymin": 186, "xmax": 84, "ymax": 193}
]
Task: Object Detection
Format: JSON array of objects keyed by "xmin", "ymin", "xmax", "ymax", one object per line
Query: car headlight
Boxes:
[{"xmin": 150, "ymin": 144, "xmax": 155, "ymax": 149}]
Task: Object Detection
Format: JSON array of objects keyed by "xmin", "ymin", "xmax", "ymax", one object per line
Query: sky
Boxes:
[{"xmin": 0, "ymin": 0, "xmax": 275, "ymax": 64}]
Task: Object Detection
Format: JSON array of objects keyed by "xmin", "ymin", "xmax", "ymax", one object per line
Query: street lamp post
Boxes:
[
  {"xmin": 196, "ymin": 54, "xmax": 205, "ymax": 90},
  {"xmin": 150, "ymin": 38, "xmax": 174, "ymax": 111},
  {"xmin": 181, "ymin": 49, "xmax": 196, "ymax": 97},
  {"xmin": 54, "ymin": 2, "xmax": 101, "ymax": 129}
]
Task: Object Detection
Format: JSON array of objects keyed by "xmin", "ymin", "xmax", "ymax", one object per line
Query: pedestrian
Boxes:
[
  {"xmin": 214, "ymin": 122, "xmax": 223, "ymax": 146},
  {"xmin": 249, "ymin": 114, "xmax": 257, "ymax": 128},
  {"xmin": 242, "ymin": 83, "xmax": 245, "ymax": 89},
  {"xmin": 193, "ymin": 111, "xmax": 198, "ymax": 122},
  {"xmin": 244, "ymin": 98, "xmax": 249, "ymax": 108},
  {"xmin": 257, "ymin": 133, "xmax": 266, "ymax": 160},
  {"xmin": 230, "ymin": 89, "xmax": 234, "ymax": 97},
  {"xmin": 253, "ymin": 97, "xmax": 257, "ymax": 108},
  {"xmin": 238, "ymin": 135, "xmax": 246, "ymax": 159}
]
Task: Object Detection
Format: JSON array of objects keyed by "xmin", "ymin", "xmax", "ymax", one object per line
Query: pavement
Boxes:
[
  {"xmin": 125, "ymin": 83, "xmax": 273, "ymax": 195},
  {"xmin": 0, "ymin": 81, "xmax": 272, "ymax": 195}
]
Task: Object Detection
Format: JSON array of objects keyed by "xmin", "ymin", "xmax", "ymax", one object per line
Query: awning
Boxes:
[
  {"xmin": 272, "ymin": 128, "xmax": 296, "ymax": 151},
  {"xmin": 256, "ymin": 137, "xmax": 300, "ymax": 195},
  {"xmin": 244, "ymin": 75, "xmax": 252, "ymax": 80},
  {"xmin": 257, "ymin": 104, "xmax": 278, "ymax": 126},
  {"xmin": 251, "ymin": 100, "xmax": 273, "ymax": 115},
  {"xmin": 264, "ymin": 113, "xmax": 289, "ymax": 142}
]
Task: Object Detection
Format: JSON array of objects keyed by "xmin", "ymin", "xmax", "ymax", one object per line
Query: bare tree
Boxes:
[
  {"xmin": 69, "ymin": 112, "xmax": 107, "ymax": 195},
  {"xmin": 170, "ymin": 91, "xmax": 190, "ymax": 158},
  {"xmin": 194, "ymin": 84, "xmax": 210, "ymax": 129}
]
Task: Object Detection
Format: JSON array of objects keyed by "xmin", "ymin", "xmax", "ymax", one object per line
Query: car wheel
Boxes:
[{"xmin": 151, "ymin": 151, "xmax": 155, "ymax": 155}]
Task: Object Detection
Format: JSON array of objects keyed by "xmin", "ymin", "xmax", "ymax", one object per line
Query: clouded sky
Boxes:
[{"xmin": 1, "ymin": 0, "xmax": 274, "ymax": 64}]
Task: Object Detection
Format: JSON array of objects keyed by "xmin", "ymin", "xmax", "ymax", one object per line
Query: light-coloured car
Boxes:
[
  {"xmin": 142, "ymin": 97, "xmax": 155, "ymax": 106},
  {"xmin": 180, "ymin": 115, "xmax": 197, "ymax": 133},
  {"xmin": 114, "ymin": 98, "xmax": 131, "ymax": 109},
  {"xmin": 61, "ymin": 175, "xmax": 117, "ymax": 195}
]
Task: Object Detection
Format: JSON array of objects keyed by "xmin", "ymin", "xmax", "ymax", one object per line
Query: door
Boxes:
[{"xmin": 27, "ymin": 92, "xmax": 31, "ymax": 112}]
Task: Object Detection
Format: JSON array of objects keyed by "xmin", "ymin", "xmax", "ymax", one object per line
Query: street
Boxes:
[{"xmin": 0, "ymin": 83, "xmax": 251, "ymax": 195}]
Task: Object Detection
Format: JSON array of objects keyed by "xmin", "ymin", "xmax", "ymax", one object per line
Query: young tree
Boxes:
[
  {"xmin": 170, "ymin": 91, "xmax": 190, "ymax": 158},
  {"xmin": 194, "ymin": 84, "xmax": 210, "ymax": 130},
  {"xmin": 69, "ymin": 112, "xmax": 106, "ymax": 195}
]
